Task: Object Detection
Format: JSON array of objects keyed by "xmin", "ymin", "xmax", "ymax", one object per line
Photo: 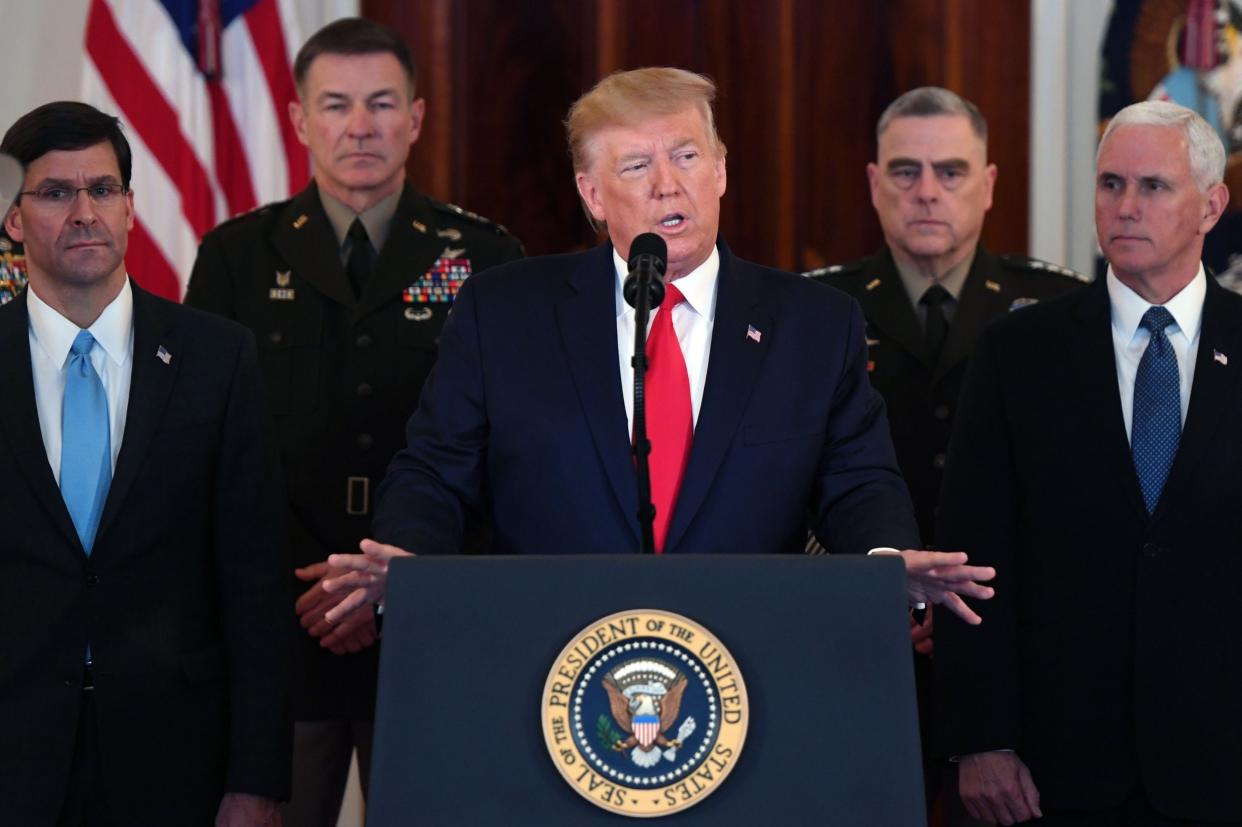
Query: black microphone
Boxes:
[
  {"xmin": 623, "ymin": 232, "xmax": 667, "ymax": 310},
  {"xmin": 623, "ymin": 232, "xmax": 667, "ymax": 554}
]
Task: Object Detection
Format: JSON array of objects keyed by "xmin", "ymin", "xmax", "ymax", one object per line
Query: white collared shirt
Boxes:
[
  {"xmin": 1106, "ymin": 266, "xmax": 1204, "ymax": 440},
  {"xmin": 28, "ymin": 279, "xmax": 135, "ymax": 481},
  {"xmin": 615, "ymin": 246, "xmax": 720, "ymax": 436}
]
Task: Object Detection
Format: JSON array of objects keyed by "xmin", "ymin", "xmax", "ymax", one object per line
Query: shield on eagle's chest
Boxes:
[{"xmin": 632, "ymin": 714, "xmax": 661, "ymax": 749}]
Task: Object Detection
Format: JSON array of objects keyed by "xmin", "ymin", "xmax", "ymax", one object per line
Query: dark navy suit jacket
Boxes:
[
  {"xmin": 374, "ymin": 241, "xmax": 919, "ymax": 557},
  {"xmin": 0, "ymin": 283, "xmax": 289, "ymax": 823},
  {"xmin": 935, "ymin": 275, "xmax": 1242, "ymax": 820}
]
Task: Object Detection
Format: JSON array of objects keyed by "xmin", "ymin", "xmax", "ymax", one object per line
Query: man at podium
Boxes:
[{"xmin": 321, "ymin": 68, "xmax": 995, "ymax": 631}]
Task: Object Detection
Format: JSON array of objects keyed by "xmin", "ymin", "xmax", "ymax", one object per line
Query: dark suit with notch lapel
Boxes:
[
  {"xmin": 185, "ymin": 180, "xmax": 523, "ymax": 722},
  {"xmin": 373, "ymin": 239, "xmax": 920, "ymax": 558},
  {"xmin": 934, "ymin": 274, "xmax": 1242, "ymax": 821},
  {"xmin": 0, "ymin": 282, "xmax": 289, "ymax": 824}
]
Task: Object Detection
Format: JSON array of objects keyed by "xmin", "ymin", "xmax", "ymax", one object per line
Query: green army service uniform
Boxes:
[
  {"xmin": 809, "ymin": 245, "xmax": 1086, "ymax": 544},
  {"xmin": 185, "ymin": 181, "xmax": 524, "ymax": 725}
]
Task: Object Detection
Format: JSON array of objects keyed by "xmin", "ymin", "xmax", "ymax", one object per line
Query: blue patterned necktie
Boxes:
[
  {"xmin": 61, "ymin": 330, "xmax": 111, "ymax": 553},
  {"xmin": 1131, "ymin": 306, "xmax": 1180, "ymax": 514}
]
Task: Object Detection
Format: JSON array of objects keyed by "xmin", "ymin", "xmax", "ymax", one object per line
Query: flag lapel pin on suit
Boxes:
[
  {"xmin": 746, "ymin": 325, "xmax": 762, "ymax": 344},
  {"xmin": 156, "ymin": 345, "xmax": 172, "ymax": 365},
  {"xmin": 1214, "ymin": 349, "xmax": 1228, "ymax": 366}
]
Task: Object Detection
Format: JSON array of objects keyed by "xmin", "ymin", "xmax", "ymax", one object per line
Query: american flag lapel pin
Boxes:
[
  {"xmin": 1214, "ymin": 349, "xmax": 1228, "ymax": 366},
  {"xmin": 746, "ymin": 324, "xmax": 762, "ymax": 344},
  {"xmin": 156, "ymin": 345, "xmax": 172, "ymax": 365}
]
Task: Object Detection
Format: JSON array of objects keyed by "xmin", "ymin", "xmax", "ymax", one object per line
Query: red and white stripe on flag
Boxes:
[{"xmin": 82, "ymin": 0, "xmax": 311, "ymax": 300}]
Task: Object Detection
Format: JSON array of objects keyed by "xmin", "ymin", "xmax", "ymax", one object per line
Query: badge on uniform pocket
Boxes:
[{"xmin": 269, "ymin": 270, "xmax": 295, "ymax": 301}]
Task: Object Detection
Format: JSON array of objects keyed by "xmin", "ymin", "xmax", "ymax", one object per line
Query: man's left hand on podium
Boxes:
[{"xmin": 900, "ymin": 550, "xmax": 995, "ymax": 625}]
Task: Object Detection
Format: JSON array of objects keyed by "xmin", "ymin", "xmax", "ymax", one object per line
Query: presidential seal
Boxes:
[{"xmin": 541, "ymin": 609, "xmax": 748, "ymax": 818}]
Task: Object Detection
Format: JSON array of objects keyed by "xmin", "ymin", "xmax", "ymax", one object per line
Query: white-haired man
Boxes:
[{"xmin": 935, "ymin": 101, "xmax": 1241, "ymax": 825}]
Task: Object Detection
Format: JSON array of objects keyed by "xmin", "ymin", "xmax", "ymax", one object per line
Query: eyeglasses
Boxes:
[{"xmin": 19, "ymin": 183, "xmax": 128, "ymax": 208}]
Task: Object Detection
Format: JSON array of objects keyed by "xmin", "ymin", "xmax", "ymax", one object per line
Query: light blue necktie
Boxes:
[
  {"xmin": 61, "ymin": 330, "xmax": 111, "ymax": 553},
  {"xmin": 1131, "ymin": 306, "xmax": 1180, "ymax": 514}
]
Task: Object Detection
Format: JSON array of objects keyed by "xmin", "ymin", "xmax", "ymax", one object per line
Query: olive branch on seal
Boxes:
[{"xmin": 596, "ymin": 714, "xmax": 624, "ymax": 751}]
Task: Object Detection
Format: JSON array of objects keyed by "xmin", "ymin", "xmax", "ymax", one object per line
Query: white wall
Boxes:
[
  {"xmin": 0, "ymin": 0, "xmax": 93, "ymax": 133},
  {"xmin": 1030, "ymin": 0, "xmax": 1114, "ymax": 276}
]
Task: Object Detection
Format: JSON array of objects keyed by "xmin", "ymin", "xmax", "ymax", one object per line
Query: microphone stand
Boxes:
[{"xmin": 628, "ymin": 257, "xmax": 664, "ymax": 555}]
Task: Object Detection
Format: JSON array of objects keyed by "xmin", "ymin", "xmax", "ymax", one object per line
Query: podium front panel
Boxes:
[{"xmin": 369, "ymin": 554, "xmax": 924, "ymax": 826}]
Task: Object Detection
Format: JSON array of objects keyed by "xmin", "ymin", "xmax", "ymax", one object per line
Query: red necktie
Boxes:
[{"xmin": 644, "ymin": 283, "xmax": 693, "ymax": 553}]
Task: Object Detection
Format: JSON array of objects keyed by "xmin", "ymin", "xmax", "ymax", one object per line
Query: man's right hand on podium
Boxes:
[{"xmin": 322, "ymin": 539, "xmax": 413, "ymax": 625}]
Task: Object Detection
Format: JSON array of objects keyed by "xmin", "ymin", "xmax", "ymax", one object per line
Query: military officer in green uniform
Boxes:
[
  {"xmin": 0, "ymin": 229, "xmax": 27, "ymax": 305},
  {"xmin": 807, "ymin": 87, "xmax": 1083, "ymax": 824},
  {"xmin": 810, "ymin": 87, "xmax": 1084, "ymax": 546},
  {"xmin": 184, "ymin": 18, "xmax": 523, "ymax": 827}
]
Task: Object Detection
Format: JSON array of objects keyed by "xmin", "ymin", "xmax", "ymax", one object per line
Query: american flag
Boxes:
[{"xmin": 81, "ymin": 0, "xmax": 322, "ymax": 300}]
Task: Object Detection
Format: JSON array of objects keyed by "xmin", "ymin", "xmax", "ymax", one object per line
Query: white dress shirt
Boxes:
[
  {"xmin": 1106, "ymin": 266, "xmax": 1204, "ymax": 440},
  {"xmin": 28, "ymin": 279, "xmax": 135, "ymax": 481},
  {"xmin": 615, "ymin": 246, "xmax": 719, "ymax": 437}
]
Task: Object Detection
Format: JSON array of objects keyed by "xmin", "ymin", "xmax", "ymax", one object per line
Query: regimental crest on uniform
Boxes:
[
  {"xmin": 275, "ymin": 270, "xmax": 291, "ymax": 287},
  {"xmin": 542, "ymin": 609, "xmax": 748, "ymax": 818},
  {"xmin": 404, "ymin": 256, "xmax": 472, "ymax": 304}
]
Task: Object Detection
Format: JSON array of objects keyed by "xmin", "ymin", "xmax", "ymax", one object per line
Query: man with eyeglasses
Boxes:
[{"xmin": 0, "ymin": 101, "xmax": 289, "ymax": 825}]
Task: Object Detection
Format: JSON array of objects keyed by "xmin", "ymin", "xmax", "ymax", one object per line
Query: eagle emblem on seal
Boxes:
[{"xmin": 599, "ymin": 659, "xmax": 697, "ymax": 768}]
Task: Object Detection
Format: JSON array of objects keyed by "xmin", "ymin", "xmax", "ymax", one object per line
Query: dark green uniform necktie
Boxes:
[
  {"xmin": 347, "ymin": 218, "xmax": 373, "ymax": 298},
  {"xmin": 920, "ymin": 284, "xmax": 951, "ymax": 360}
]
